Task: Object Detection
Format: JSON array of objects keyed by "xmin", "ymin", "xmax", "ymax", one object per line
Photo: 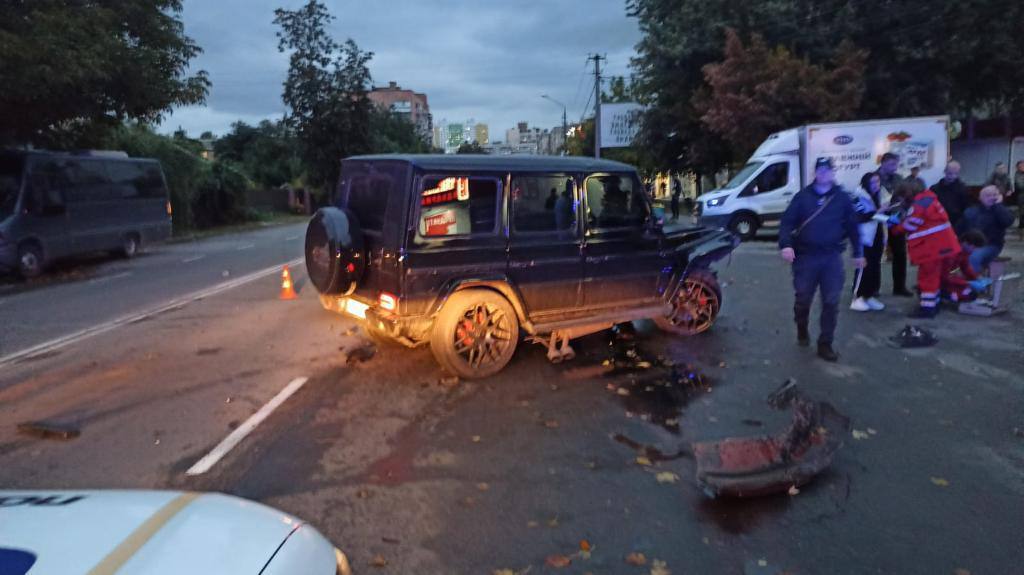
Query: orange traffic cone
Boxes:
[{"xmin": 279, "ymin": 265, "xmax": 297, "ymax": 300}]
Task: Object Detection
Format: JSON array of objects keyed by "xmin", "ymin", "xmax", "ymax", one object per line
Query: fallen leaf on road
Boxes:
[
  {"xmin": 852, "ymin": 429, "xmax": 870, "ymax": 440},
  {"xmin": 954, "ymin": 569, "xmax": 971, "ymax": 575},
  {"xmin": 462, "ymin": 496, "xmax": 476, "ymax": 506},
  {"xmin": 664, "ymin": 418, "xmax": 679, "ymax": 426},
  {"xmin": 655, "ymin": 472, "xmax": 679, "ymax": 484},
  {"xmin": 636, "ymin": 456, "xmax": 653, "ymax": 466},
  {"xmin": 930, "ymin": 477, "xmax": 950, "ymax": 487},
  {"xmin": 547, "ymin": 516, "xmax": 560, "ymax": 527},
  {"xmin": 625, "ymin": 552, "xmax": 647, "ymax": 566},
  {"xmin": 527, "ymin": 520, "xmax": 539, "ymax": 528},
  {"xmin": 492, "ymin": 570, "xmax": 515, "ymax": 575},
  {"xmin": 370, "ymin": 554, "xmax": 388, "ymax": 567},
  {"xmin": 579, "ymin": 540, "xmax": 592, "ymax": 552},
  {"xmin": 617, "ymin": 387, "xmax": 631, "ymax": 396},
  {"xmin": 867, "ymin": 428, "xmax": 878, "ymax": 435},
  {"xmin": 787, "ymin": 485, "xmax": 800, "ymax": 496},
  {"xmin": 544, "ymin": 419, "xmax": 560, "ymax": 429},
  {"xmin": 651, "ymin": 559, "xmax": 671, "ymax": 575},
  {"xmin": 718, "ymin": 361, "xmax": 727, "ymax": 368},
  {"xmin": 545, "ymin": 554, "xmax": 572, "ymax": 568},
  {"xmin": 477, "ymin": 482, "xmax": 490, "ymax": 491},
  {"xmin": 758, "ymin": 559, "xmax": 768, "ymax": 567},
  {"xmin": 471, "ymin": 435, "xmax": 482, "ymax": 443}
]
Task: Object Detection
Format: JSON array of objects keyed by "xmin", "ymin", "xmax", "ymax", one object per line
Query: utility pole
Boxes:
[
  {"xmin": 589, "ymin": 53, "xmax": 605, "ymax": 158},
  {"xmin": 541, "ymin": 94, "xmax": 568, "ymax": 155}
]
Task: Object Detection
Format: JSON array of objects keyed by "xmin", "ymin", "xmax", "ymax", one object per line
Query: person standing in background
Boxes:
[
  {"xmin": 1013, "ymin": 160, "xmax": 1024, "ymax": 240},
  {"xmin": 878, "ymin": 153, "xmax": 913, "ymax": 296},
  {"xmin": 850, "ymin": 172, "xmax": 888, "ymax": 312},
  {"xmin": 670, "ymin": 183, "xmax": 681, "ymax": 221},
  {"xmin": 932, "ymin": 160, "xmax": 971, "ymax": 230},
  {"xmin": 778, "ymin": 158, "xmax": 865, "ymax": 362},
  {"xmin": 908, "ymin": 166, "xmax": 926, "ymax": 188},
  {"xmin": 988, "ymin": 162, "xmax": 1011, "ymax": 198}
]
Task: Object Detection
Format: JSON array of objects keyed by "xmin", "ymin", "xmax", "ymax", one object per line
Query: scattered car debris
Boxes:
[
  {"xmin": 889, "ymin": 325, "xmax": 938, "ymax": 348},
  {"xmin": 692, "ymin": 383, "xmax": 848, "ymax": 498},
  {"xmin": 16, "ymin": 421, "xmax": 81, "ymax": 441},
  {"xmin": 344, "ymin": 342, "xmax": 377, "ymax": 364}
]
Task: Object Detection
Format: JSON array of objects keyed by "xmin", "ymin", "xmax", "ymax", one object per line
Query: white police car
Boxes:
[{"xmin": 0, "ymin": 490, "xmax": 351, "ymax": 575}]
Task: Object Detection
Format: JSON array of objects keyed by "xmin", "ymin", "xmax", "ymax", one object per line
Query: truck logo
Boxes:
[{"xmin": 833, "ymin": 135, "xmax": 854, "ymax": 145}]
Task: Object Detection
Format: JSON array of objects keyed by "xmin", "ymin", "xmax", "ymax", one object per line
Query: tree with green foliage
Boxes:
[
  {"xmin": 214, "ymin": 120, "xmax": 303, "ymax": 189},
  {"xmin": 371, "ymin": 109, "xmax": 432, "ymax": 154},
  {"xmin": 274, "ymin": 1, "xmax": 374, "ymax": 193},
  {"xmin": 0, "ymin": 0, "xmax": 209, "ymax": 147},
  {"xmin": 628, "ymin": 0, "xmax": 1024, "ymax": 174},
  {"xmin": 695, "ymin": 29, "xmax": 867, "ymax": 161}
]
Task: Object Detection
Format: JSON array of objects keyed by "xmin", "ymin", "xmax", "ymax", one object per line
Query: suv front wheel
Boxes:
[
  {"xmin": 430, "ymin": 289, "xmax": 519, "ymax": 379},
  {"xmin": 654, "ymin": 269, "xmax": 722, "ymax": 336}
]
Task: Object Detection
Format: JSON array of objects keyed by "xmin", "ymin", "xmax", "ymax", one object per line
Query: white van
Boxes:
[{"xmin": 696, "ymin": 116, "xmax": 950, "ymax": 240}]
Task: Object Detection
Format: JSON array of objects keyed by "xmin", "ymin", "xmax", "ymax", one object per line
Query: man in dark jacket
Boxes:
[
  {"xmin": 779, "ymin": 157, "xmax": 865, "ymax": 362},
  {"xmin": 962, "ymin": 185, "xmax": 1015, "ymax": 272},
  {"xmin": 931, "ymin": 160, "xmax": 971, "ymax": 229},
  {"xmin": 877, "ymin": 152, "xmax": 913, "ymax": 296}
]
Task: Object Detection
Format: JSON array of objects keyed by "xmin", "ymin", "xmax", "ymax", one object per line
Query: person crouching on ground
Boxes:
[
  {"xmin": 960, "ymin": 185, "xmax": 1014, "ymax": 274},
  {"xmin": 779, "ymin": 157, "xmax": 865, "ymax": 362},
  {"xmin": 942, "ymin": 230, "xmax": 991, "ymax": 303},
  {"xmin": 887, "ymin": 180, "xmax": 961, "ymax": 318},
  {"xmin": 850, "ymin": 171, "xmax": 889, "ymax": 312}
]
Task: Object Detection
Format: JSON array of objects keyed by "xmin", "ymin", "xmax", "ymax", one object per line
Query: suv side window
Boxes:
[
  {"xmin": 740, "ymin": 162, "xmax": 788, "ymax": 197},
  {"xmin": 106, "ymin": 161, "xmax": 145, "ymax": 199},
  {"xmin": 511, "ymin": 174, "xmax": 576, "ymax": 234},
  {"xmin": 584, "ymin": 173, "xmax": 647, "ymax": 230},
  {"xmin": 418, "ymin": 175, "xmax": 500, "ymax": 237},
  {"xmin": 26, "ymin": 159, "xmax": 67, "ymax": 215},
  {"xmin": 65, "ymin": 159, "xmax": 113, "ymax": 202},
  {"xmin": 347, "ymin": 172, "xmax": 393, "ymax": 234}
]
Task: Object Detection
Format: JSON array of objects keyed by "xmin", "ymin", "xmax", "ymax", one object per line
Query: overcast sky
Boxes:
[{"xmin": 159, "ymin": 0, "xmax": 641, "ymax": 143}]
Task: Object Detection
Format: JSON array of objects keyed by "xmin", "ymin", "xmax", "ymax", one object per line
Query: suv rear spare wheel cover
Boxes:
[{"xmin": 305, "ymin": 207, "xmax": 365, "ymax": 295}]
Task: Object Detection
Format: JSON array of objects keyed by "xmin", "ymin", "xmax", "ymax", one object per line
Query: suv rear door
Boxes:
[
  {"xmin": 581, "ymin": 172, "xmax": 663, "ymax": 309},
  {"xmin": 507, "ymin": 173, "xmax": 583, "ymax": 318}
]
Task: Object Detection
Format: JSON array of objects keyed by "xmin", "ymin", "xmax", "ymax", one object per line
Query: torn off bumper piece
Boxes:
[{"xmin": 693, "ymin": 400, "xmax": 848, "ymax": 498}]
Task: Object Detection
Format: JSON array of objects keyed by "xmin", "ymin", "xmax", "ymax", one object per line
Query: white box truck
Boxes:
[{"xmin": 696, "ymin": 116, "xmax": 950, "ymax": 240}]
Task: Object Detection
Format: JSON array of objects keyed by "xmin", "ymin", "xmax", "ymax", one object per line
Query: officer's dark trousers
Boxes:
[
  {"xmin": 792, "ymin": 252, "xmax": 844, "ymax": 345},
  {"xmin": 890, "ymin": 233, "xmax": 908, "ymax": 293}
]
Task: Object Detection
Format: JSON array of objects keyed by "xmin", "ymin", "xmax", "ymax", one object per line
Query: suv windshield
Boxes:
[
  {"xmin": 0, "ymin": 155, "xmax": 23, "ymax": 218},
  {"xmin": 724, "ymin": 161, "xmax": 763, "ymax": 189}
]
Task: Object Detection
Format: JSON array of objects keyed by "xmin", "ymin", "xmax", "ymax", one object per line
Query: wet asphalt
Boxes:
[{"xmin": 0, "ymin": 228, "xmax": 1022, "ymax": 574}]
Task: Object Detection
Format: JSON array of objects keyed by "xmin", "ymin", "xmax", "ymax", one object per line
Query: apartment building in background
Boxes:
[{"xmin": 368, "ymin": 81, "xmax": 432, "ymax": 145}]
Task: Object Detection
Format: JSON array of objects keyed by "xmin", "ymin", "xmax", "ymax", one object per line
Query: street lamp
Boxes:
[{"xmin": 541, "ymin": 94, "xmax": 568, "ymax": 155}]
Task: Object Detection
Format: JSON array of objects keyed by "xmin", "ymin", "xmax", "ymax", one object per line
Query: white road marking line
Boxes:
[
  {"xmin": 181, "ymin": 255, "xmax": 205, "ymax": 263},
  {"xmin": 0, "ymin": 257, "xmax": 303, "ymax": 367},
  {"xmin": 236, "ymin": 243, "xmax": 256, "ymax": 251},
  {"xmin": 87, "ymin": 271, "xmax": 133, "ymax": 285},
  {"xmin": 186, "ymin": 376, "xmax": 309, "ymax": 475}
]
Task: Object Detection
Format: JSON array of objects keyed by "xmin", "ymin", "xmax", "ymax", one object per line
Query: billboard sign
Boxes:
[{"xmin": 600, "ymin": 102, "xmax": 643, "ymax": 148}]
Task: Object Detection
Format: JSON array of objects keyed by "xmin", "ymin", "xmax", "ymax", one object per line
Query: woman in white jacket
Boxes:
[{"xmin": 850, "ymin": 172, "xmax": 889, "ymax": 311}]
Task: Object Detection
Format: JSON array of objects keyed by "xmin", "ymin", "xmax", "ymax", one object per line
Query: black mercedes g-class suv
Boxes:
[{"xmin": 305, "ymin": 155, "xmax": 737, "ymax": 378}]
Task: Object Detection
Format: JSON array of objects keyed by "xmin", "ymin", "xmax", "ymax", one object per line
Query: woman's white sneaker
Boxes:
[
  {"xmin": 850, "ymin": 297, "xmax": 871, "ymax": 311},
  {"xmin": 866, "ymin": 297, "xmax": 886, "ymax": 311}
]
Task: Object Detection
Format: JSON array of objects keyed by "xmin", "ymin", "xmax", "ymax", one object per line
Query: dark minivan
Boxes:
[
  {"xmin": 305, "ymin": 154, "xmax": 738, "ymax": 378},
  {"xmin": 0, "ymin": 150, "xmax": 172, "ymax": 277}
]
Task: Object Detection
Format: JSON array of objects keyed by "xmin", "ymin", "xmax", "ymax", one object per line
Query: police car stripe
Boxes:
[{"xmin": 85, "ymin": 492, "xmax": 199, "ymax": 575}]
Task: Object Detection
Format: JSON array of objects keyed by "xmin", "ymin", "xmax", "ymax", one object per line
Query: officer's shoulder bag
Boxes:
[{"xmin": 792, "ymin": 194, "xmax": 835, "ymax": 238}]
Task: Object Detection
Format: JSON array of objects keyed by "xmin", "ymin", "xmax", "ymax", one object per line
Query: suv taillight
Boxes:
[
  {"xmin": 166, "ymin": 201, "xmax": 173, "ymax": 216},
  {"xmin": 378, "ymin": 292, "xmax": 398, "ymax": 312}
]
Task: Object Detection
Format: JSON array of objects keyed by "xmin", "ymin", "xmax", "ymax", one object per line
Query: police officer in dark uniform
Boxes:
[{"xmin": 779, "ymin": 158, "xmax": 865, "ymax": 362}]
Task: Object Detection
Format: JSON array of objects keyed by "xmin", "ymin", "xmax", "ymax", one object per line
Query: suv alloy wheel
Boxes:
[
  {"xmin": 430, "ymin": 289, "xmax": 519, "ymax": 379},
  {"xmin": 654, "ymin": 269, "xmax": 722, "ymax": 335}
]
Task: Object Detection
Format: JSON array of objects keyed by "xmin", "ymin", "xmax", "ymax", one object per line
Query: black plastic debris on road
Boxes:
[
  {"xmin": 17, "ymin": 421, "xmax": 81, "ymax": 441},
  {"xmin": 889, "ymin": 324, "xmax": 938, "ymax": 348}
]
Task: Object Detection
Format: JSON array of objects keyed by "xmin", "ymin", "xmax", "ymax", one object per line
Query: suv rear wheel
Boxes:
[
  {"xmin": 654, "ymin": 269, "xmax": 722, "ymax": 336},
  {"xmin": 430, "ymin": 289, "xmax": 519, "ymax": 379}
]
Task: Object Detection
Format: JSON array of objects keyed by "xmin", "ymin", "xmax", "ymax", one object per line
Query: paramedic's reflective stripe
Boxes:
[
  {"xmin": 907, "ymin": 222, "xmax": 951, "ymax": 240},
  {"xmin": 86, "ymin": 492, "xmax": 199, "ymax": 575}
]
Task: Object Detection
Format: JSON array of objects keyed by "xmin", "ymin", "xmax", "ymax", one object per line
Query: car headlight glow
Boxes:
[{"xmin": 706, "ymin": 197, "xmax": 727, "ymax": 207}]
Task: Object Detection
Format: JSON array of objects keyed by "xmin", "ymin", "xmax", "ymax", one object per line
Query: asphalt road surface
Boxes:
[{"xmin": 1, "ymin": 230, "xmax": 1022, "ymax": 575}]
